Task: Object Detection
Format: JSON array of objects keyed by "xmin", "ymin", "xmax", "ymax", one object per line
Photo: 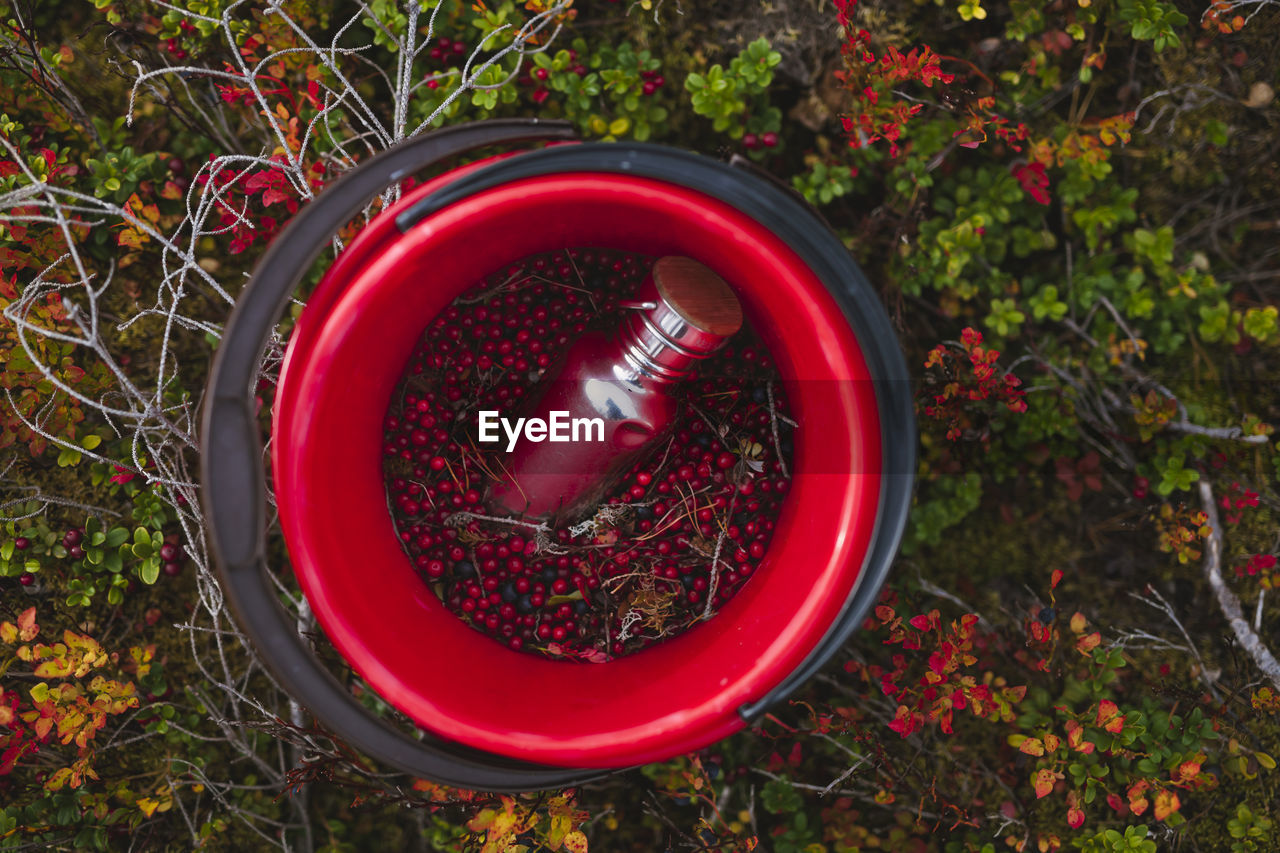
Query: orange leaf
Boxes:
[
  {"xmin": 17, "ymin": 607, "xmax": 38, "ymax": 642},
  {"xmin": 1076, "ymin": 632, "xmax": 1101, "ymax": 653},
  {"xmin": 1042, "ymin": 733, "xmax": 1061, "ymax": 753},
  {"xmin": 1050, "ymin": 569, "xmax": 1063, "ymax": 589},
  {"xmin": 1095, "ymin": 700, "xmax": 1124, "ymax": 733},
  {"xmin": 1153, "ymin": 789, "xmax": 1180, "ymax": 821},
  {"xmin": 1032, "ymin": 768, "xmax": 1056, "ymax": 798},
  {"xmin": 1069, "ymin": 612, "xmax": 1086, "ymax": 633}
]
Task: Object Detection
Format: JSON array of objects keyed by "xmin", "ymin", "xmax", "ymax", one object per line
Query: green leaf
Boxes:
[{"xmin": 139, "ymin": 559, "xmax": 160, "ymax": 585}]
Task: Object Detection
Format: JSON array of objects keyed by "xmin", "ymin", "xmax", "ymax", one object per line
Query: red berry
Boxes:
[
  {"xmin": 762, "ymin": 132, "xmax": 779, "ymax": 148},
  {"xmin": 13, "ymin": 537, "xmax": 29, "ymax": 550},
  {"xmin": 19, "ymin": 573, "xmax": 34, "ymax": 586},
  {"xmin": 535, "ymin": 67, "xmax": 549, "ymax": 80},
  {"xmin": 742, "ymin": 133, "xmax": 758, "ymax": 149}
]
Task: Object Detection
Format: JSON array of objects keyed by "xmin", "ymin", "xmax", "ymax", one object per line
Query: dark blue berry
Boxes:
[
  {"xmin": 454, "ymin": 561, "xmax": 476, "ymax": 578},
  {"xmin": 636, "ymin": 505, "xmax": 653, "ymax": 520},
  {"xmin": 517, "ymin": 594, "xmax": 533, "ymax": 614},
  {"xmin": 574, "ymin": 600, "xmax": 588, "ymax": 615},
  {"xmin": 1038, "ymin": 607, "xmax": 1055, "ymax": 623},
  {"xmin": 501, "ymin": 583, "xmax": 518, "ymax": 603},
  {"xmin": 751, "ymin": 387, "xmax": 767, "ymax": 404}
]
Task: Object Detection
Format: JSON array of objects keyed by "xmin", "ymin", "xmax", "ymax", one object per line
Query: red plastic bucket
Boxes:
[{"xmin": 202, "ymin": 120, "xmax": 914, "ymax": 789}]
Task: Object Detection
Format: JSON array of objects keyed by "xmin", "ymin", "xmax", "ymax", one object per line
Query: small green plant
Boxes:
[
  {"xmin": 684, "ymin": 38, "xmax": 782, "ymax": 153},
  {"xmin": 1072, "ymin": 824, "xmax": 1158, "ymax": 852},
  {"xmin": 1228, "ymin": 803, "xmax": 1275, "ymax": 852},
  {"xmin": 1116, "ymin": 0, "xmax": 1189, "ymax": 51}
]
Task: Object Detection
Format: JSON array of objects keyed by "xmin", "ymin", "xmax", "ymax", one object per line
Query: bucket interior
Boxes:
[{"xmin": 271, "ymin": 170, "xmax": 883, "ymax": 767}]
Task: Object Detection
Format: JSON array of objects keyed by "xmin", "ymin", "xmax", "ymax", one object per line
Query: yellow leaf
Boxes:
[
  {"xmin": 563, "ymin": 830, "xmax": 588, "ymax": 853},
  {"xmin": 137, "ymin": 797, "xmax": 161, "ymax": 818},
  {"xmin": 467, "ymin": 808, "xmax": 498, "ymax": 833},
  {"xmin": 1019, "ymin": 737, "xmax": 1045, "ymax": 756}
]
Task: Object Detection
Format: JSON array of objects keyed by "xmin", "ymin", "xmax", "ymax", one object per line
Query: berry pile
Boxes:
[{"xmin": 382, "ymin": 249, "xmax": 794, "ymax": 661}]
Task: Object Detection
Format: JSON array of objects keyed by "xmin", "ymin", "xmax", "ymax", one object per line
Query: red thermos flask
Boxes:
[{"xmin": 487, "ymin": 256, "xmax": 743, "ymax": 522}]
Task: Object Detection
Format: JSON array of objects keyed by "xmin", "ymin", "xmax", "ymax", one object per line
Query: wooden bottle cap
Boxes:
[{"xmin": 652, "ymin": 256, "xmax": 744, "ymax": 340}]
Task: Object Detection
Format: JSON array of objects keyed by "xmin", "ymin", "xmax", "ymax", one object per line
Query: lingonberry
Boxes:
[
  {"xmin": 14, "ymin": 537, "xmax": 29, "ymax": 550},
  {"xmin": 383, "ymin": 248, "xmax": 794, "ymax": 661}
]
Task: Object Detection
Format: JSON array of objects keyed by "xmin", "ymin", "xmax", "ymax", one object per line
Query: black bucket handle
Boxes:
[{"xmin": 201, "ymin": 119, "xmax": 610, "ymax": 791}]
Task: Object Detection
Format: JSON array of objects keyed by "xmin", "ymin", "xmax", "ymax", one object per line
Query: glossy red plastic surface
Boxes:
[
  {"xmin": 275, "ymin": 155, "xmax": 515, "ymax": 460},
  {"xmin": 272, "ymin": 172, "xmax": 882, "ymax": 767}
]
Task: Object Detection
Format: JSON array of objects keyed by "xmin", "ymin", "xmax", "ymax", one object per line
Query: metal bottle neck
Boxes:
[{"xmin": 612, "ymin": 258, "xmax": 741, "ymax": 383}]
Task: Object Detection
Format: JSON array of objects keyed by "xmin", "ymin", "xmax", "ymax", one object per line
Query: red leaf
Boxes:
[
  {"xmin": 1066, "ymin": 790, "xmax": 1085, "ymax": 828},
  {"xmin": 888, "ymin": 705, "xmax": 919, "ymax": 737}
]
